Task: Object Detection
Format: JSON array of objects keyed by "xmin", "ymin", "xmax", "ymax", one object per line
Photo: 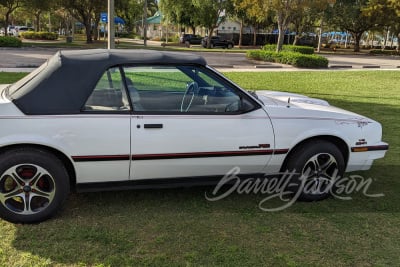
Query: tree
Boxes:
[
  {"xmin": 270, "ymin": 0, "xmax": 315, "ymax": 52},
  {"xmin": 231, "ymin": 0, "xmax": 248, "ymax": 47},
  {"xmin": 0, "ymin": 0, "xmax": 23, "ymax": 35},
  {"xmin": 290, "ymin": 0, "xmax": 329, "ymax": 45},
  {"xmin": 233, "ymin": 0, "xmax": 269, "ymax": 46},
  {"xmin": 389, "ymin": 0, "xmax": 400, "ymax": 51},
  {"xmin": 239, "ymin": 0, "xmax": 308, "ymax": 52},
  {"xmin": 22, "ymin": 0, "xmax": 53, "ymax": 31},
  {"xmin": 192, "ymin": 0, "xmax": 233, "ymax": 48},
  {"xmin": 327, "ymin": 0, "xmax": 376, "ymax": 52},
  {"xmin": 363, "ymin": 0, "xmax": 400, "ymax": 51},
  {"xmin": 115, "ymin": 0, "xmax": 142, "ymax": 33},
  {"xmin": 159, "ymin": 0, "xmax": 196, "ymax": 33},
  {"xmin": 60, "ymin": 0, "xmax": 106, "ymax": 43},
  {"xmin": 92, "ymin": 4, "xmax": 102, "ymax": 41},
  {"xmin": 54, "ymin": 8, "xmax": 74, "ymax": 36},
  {"xmin": 274, "ymin": 1, "xmax": 293, "ymax": 51}
]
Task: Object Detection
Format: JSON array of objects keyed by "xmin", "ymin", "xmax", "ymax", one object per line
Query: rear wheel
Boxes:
[
  {"xmin": 227, "ymin": 43, "xmax": 233, "ymax": 49},
  {"xmin": 0, "ymin": 148, "xmax": 69, "ymax": 223},
  {"xmin": 284, "ymin": 140, "xmax": 345, "ymax": 201}
]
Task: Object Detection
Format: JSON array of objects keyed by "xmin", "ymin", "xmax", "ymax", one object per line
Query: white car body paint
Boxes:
[{"xmin": 0, "ymin": 81, "xmax": 388, "ymax": 185}]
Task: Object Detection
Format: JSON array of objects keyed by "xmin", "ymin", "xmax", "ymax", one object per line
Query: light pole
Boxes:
[
  {"xmin": 107, "ymin": 0, "xmax": 115, "ymax": 49},
  {"xmin": 317, "ymin": 17, "xmax": 324, "ymax": 53}
]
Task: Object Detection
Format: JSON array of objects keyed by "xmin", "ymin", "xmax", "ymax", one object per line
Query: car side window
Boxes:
[
  {"xmin": 122, "ymin": 65, "xmax": 254, "ymax": 114},
  {"xmin": 83, "ymin": 67, "xmax": 130, "ymax": 112}
]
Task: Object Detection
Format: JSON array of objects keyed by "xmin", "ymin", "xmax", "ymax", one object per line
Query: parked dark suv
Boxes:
[
  {"xmin": 201, "ymin": 36, "xmax": 234, "ymax": 49},
  {"xmin": 180, "ymin": 34, "xmax": 203, "ymax": 45}
]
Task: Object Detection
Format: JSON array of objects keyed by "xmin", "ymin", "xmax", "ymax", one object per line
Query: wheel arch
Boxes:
[
  {"xmin": 280, "ymin": 135, "xmax": 349, "ymax": 172},
  {"xmin": 0, "ymin": 144, "xmax": 77, "ymax": 191}
]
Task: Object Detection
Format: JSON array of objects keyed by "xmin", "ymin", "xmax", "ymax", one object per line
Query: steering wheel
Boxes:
[{"xmin": 180, "ymin": 82, "xmax": 199, "ymax": 112}]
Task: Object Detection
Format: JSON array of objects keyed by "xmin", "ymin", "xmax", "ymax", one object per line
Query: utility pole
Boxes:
[
  {"xmin": 143, "ymin": 0, "xmax": 147, "ymax": 46},
  {"xmin": 317, "ymin": 17, "xmax": 323, "ymax": 53},
  {"xmin": 107, "ymin": 0, "xmax": 115, "ymax": 49}
]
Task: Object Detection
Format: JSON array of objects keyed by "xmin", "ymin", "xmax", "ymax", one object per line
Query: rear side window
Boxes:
[{"xmin": 83, "ymin": 67, "xmax": 130, "ymax": 112}]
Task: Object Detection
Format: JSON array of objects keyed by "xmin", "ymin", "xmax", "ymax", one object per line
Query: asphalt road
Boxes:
[
  {"xmin": 0, "ymin": 47, "xmax": 399, "ymax": 70},
  {"xmin": 0, "ymin": 48, "xmax": 55, "ymax": 68}
]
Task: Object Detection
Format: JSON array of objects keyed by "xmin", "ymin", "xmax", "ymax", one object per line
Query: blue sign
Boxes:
[
  {"xmin": 100, "ymin": 12, "xmax": 125, "ymax": 24},
  {"xmin": 101, "ymin": 12, "xmax": 108, "ymax": 23}
]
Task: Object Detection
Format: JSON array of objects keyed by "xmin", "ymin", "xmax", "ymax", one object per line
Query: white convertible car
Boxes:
[{"xmin": 0, "ymin": 49, "xmax": 388, "ymax": 223}]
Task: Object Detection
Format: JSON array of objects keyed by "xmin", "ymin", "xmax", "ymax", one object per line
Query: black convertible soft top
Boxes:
[{"xmin": 8, "ymin": 49, "xmax": 207, "ymax": 115}]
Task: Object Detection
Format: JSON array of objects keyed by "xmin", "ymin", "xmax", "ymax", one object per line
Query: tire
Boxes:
[
  {"xmin": 227, "ymin": 43, "xmax": 233, "ymax": 49},
  {"xmin": 284, "ymin": 140, "xmax": 345, "ymax": 201},
  {"xmin": 0, "ymin": 148, "xmax": 70, "ymax": 223},
  {"xmin": 210, "ymin": 43, "xmax": 214, "ymax": 49}
]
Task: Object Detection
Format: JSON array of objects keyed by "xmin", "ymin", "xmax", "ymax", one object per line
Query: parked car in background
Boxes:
[
  {"xmin": 201, "ymin": 36, "xmax": 234, "ymax": 49},
  {"xmin": 12, "ymin": 26, "xmax": 34, "ymax": 37},
  {"xmin": 180, "ymin": 34, "xmax": 203, "ymax": 45},
  {"xmin": 6, "ymin": 25, "xmax": 15, "ymax": 36},
  {"xmin": 297, "ymin": 36, "xmax": 317, "ymax": 47}
]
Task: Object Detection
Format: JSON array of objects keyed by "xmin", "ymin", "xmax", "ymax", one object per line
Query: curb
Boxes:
[
  {"xmin": 255, "ymin": 65, "xmax": 283, "ymax": 69},
  {"xmin": 329, "ymin": 65, "xmax": 353, "ymax": 69},
  {"xmin": 362, "ymin": 65, "xmax": 380, "ymax": 68},
  {"xmin": 0, "ymin": 68, "xmax": 36, "ymax": 72},
  {"xmin": 210, "ymin": 64, "xmax": 234, "ymax": 68}
]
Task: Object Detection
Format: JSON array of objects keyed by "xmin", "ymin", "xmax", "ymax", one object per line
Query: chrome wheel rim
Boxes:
[
  {"xmin": 0, "ymin": 164, "xmax": 56, "ymax": 215},
  {"xmin": 301, "ymin": 153, "xmax": 339, "ymax": 195}
]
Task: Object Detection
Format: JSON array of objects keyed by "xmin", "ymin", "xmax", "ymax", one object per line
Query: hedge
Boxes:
[
  {"xmin": 247, "ymin": 50, "xmax": 275, "ymax": 61},
  {"xmin": 0, "ymin": 36, "xmax": 22, "ymax": 47},
  {"xmin": 20, "ymin": 31, "xmax": 58, "ymax": 40},
  {"xmin": 262, "ymin": 44, "xmax": 315, "ymax": 55},
  {"xmin": 247, "ymin": 50, "xmax": 328, "ymax": 68}
]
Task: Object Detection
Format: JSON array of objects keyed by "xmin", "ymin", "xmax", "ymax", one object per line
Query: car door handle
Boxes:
[{"xmin": 144, "ymin": 124, "xmax": 163, "ymax": 129}]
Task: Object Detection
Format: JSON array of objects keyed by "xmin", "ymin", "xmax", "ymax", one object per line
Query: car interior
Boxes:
[{"xmin": 84, "ymin": 65, "xmax": 250, "ymax": 113}]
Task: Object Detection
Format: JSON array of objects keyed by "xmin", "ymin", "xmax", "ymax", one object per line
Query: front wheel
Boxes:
[
  {"xmin": 0, "ymin": 148, "xmax": 70, "ymax": 223},
  {"xmin": 284, "ymin": 140, "xmax": 345, "ymax": 201}
]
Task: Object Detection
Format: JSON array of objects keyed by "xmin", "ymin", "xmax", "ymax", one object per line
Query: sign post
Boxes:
[{"xmin": 107, "ymin": 0, "xmax": 115, "ymax": 49}]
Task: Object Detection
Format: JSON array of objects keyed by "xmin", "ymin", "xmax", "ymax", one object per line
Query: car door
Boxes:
[
  {"xmin": 71, "ymin": 66, "xmax": 131, "ymax": 183},
  {"xmin": 123, "ymin": 65, "xmax": 275, "ymax": 180}
]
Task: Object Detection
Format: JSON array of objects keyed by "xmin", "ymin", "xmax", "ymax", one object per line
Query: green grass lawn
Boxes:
[
  {"xmin": 0, "ymin": 73, "xmax": 27, "ymax": 84},
  {"xmin": 0, "ymin": 71, "xmax": 399, "ymax": 266}
]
